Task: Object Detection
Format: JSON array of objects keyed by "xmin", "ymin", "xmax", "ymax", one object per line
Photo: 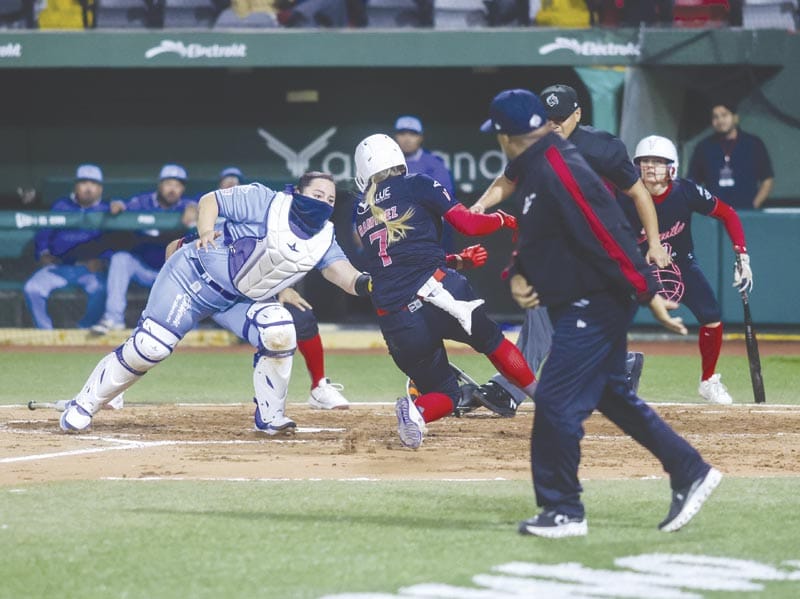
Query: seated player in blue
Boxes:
[
  {"xmin": 24, "ymin": 164, "xmax": 110, "ymax": 330},
  {"xmin": 626, "ymin": 135, "xmax": 754, "ymax": 404},
  {"xmin": 60, "ymin": 171, "xmax": 371, "ymax": 434},
  {"xmin": 352, "ymin": 134, "xmax": 537, "ymax": 449}
]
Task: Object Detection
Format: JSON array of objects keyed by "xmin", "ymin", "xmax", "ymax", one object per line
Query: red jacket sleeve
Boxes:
[
  {"xmin": 443, "ymin": 204, "xmax": 501, "ymax": 236},
  {"xmin": 709, "ymin": 199, "xmax": 747, "ymax": 253}
]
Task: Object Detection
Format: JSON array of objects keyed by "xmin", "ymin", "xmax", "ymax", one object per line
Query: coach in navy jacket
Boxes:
[{"xmin": 480, "ymin": 89, "xmax": 722, "ymax": 539}]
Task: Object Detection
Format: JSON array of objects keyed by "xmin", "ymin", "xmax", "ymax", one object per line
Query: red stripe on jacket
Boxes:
[{"xmin": 545, "ymin": 146, "xmax": 650, "ymax": 298}]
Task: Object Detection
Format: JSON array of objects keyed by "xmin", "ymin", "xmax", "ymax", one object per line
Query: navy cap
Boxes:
[
  {"xmin": 480, "ymin": 89, "xmax": 548, "ymax": 135},
  {"xmin": 540, "ymin": 84, "xmax": 580, "ymax": 120},
  {"xmin": 75, "ymin": 164, "xmax": 103, "ymax": 184},
  {"xmin": 219, "ymin": 166, "xmax": 244, "ymax": 180},
  {"xmin": 394, "ymin": 115, "xmax": 423, "ymax": 134},
  {"xmin": 159, "ymin": 164, "xmax": 187, "ymax": 182}
]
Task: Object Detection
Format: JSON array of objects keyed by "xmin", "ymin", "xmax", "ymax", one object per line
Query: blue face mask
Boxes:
[{"xmin": 288, "ymin": 192, "xmax": 334, "ymax": 238}]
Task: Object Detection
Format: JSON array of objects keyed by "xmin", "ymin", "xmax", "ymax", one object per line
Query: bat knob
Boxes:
[{"xmin": 27, "ymin": 401, "xmax": 35, "ymax": 411}]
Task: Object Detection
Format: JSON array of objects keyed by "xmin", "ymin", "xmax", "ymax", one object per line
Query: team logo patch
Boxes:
[{"xmin": 546, "ymin": 93, "xmax": 559, "ymax": 107}]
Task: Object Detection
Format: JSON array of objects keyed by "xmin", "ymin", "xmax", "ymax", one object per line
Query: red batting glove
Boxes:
[
  {"xmin": 495, "ymin": 210, "xmax": 518, "ymax": 242},
  {"xmin": 458, "ymin": 244, "xmax": 488, "ymax": 269}
]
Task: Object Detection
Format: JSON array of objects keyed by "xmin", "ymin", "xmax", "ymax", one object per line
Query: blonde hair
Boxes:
[{"xmin": 364, "ymin": 166, "xmax": 415, "ymax": 244}]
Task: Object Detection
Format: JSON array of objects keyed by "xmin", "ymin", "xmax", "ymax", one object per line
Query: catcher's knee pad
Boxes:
[
  {"xmin": 247, "ymin": 302, "xmax": 296, "ymax": 357},
  {"xmin": 119, "ymin": 317, "xmax": 180, "ymax": 374}
]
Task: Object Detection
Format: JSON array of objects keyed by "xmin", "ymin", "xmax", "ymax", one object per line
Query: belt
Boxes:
[
  {"xmin": 376, "ymin": 298, "xmax": 423, "ymax": 317},
  {"xmin": 375, "ymin": 268, "xmax": 446, "ymax": 317},
  {"xmin": 189, "ymin": 258, "xmax": 239, "ymax": 301}
]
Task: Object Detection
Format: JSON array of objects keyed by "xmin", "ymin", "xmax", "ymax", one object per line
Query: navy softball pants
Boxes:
[{"xmin": 531, "ymin": 291, "xmax": 709, "ymax": 518}]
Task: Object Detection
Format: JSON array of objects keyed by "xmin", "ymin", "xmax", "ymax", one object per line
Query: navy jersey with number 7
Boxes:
[{"xmin": 354, "ymin": 173, "xmax": 457, "ymax": 311}]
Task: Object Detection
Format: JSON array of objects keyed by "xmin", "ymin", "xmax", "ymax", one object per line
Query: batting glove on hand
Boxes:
[
  {"xmin": 734, "ymin": 253, "xmax": 753, "ymax": 294},
  {"xmin": 447, "ymin": 244, "xmax": 488, "ymax": 270},
  {"xmin": 495, "ymin": 210, "xmax": 517, "ymax": 232}
]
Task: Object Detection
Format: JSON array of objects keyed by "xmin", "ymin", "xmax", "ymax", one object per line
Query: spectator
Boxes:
[
  {"xmin": 91, "ymin": 164, "xmax": 196, "ymax": 335},
  {"xmin": 213, "ymin": 0, "xmax": 280, "ymax": 28},
  {"xmin": 688, "ymin": 101, "xmax": 774, "ymax": 210},
  {"xmin": 24, "ymin": 164, "xmax": 109, "ymax": 329},
  {"xmin": 218, "ymin": 166, "xmax": 245, "ymax": 189},
  {"xmin": 394, "ymin": 115, "xmax": 458, "ymax": 251},
  {"xmin": 619, "ymin": 0, "xmax": 674, "ymax": 26}
]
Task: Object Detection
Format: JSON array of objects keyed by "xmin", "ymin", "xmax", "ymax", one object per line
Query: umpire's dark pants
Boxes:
[{"xmin": 531, "ymin": 291, "xmax": 709, "ymax": 518}]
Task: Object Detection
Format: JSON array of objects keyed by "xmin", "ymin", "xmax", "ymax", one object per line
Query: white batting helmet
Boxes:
[
  {"xmin": 634, "ymin": 135, "xmax": 679, "ymax": 180},
  {"xmin": 354, "ymin": 134, "xmax": 407, "ymax": 192}
]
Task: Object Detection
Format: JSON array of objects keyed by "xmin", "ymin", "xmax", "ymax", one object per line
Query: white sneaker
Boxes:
[
  {"xmin": 308, "ymin": 378, "xmax": 350, "ymax": 410},
  {"xmin": 90, "ymin": 318, "xmax": 125, "ymax": 336},
  {"xmin": 395, "ymin": 396, "xmax": 427, "ymax": 449},
  {"xmin": 698, "ymin": 374, "xmax": 733, "ymax": 405},
  {"xmin": 103, "ymin": 393, "xmax": 125, "ymax": 410}
]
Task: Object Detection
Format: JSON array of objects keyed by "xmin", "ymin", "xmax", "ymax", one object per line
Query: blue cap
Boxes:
[
  {"xmin": 480, "ymin": 89, "xmax": 548, "ymax": 135},
  {"xmin": 159, "ymin": 164, "xmax": 187, "ymax": 182},
  {"xmin": 75, "ymin": 164, "xmax": 103, "ymax": 184},
  {"xmin": 394, "ymin": 115, "xmax": 423, "ymax": 134},
  {"xmin": 219, "ymin": 166, "xmax": 244, "ymax": 180}
]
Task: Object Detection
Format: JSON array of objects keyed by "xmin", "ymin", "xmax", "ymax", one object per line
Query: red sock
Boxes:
[
  {"xmin": 297, "ymin": 334, "xmax": 325, "ymax": 389},
  {"xmin": 699, "ymin": 324, "xmax": 723, "ymax": 381},
  {"xmin": 488, "ymin": 338, "xmax": 536, "ymax": 388},
  {"xmin": 415, "ymin": 392, "xmax": 454, "ymax": 423}
]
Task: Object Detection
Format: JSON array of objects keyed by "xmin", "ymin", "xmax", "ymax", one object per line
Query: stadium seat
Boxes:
[
  {"xmin": 673, "ymin": 0, "xmax": 730, "ymax": 28},
  {"xmin": 94, "ymin": 0, "xmax": 156, "ymax": 28},
  {"xmin": 433, "ymin": 0, "xmax": 487, "ymax": 28},
  {"xmin": 742, "ymin": 0, "xmax": 797, "ymax": 30},
  {"xmin": 0, "ymin": 0, "xmax": 36, "ymax": 28},
  {"xmin": 366, "ymin": 0, "xmax": 432, "ymax": 27},
  {"xmin": 162, "ymin": 0, "xmax": 220, "ymax": 27}
]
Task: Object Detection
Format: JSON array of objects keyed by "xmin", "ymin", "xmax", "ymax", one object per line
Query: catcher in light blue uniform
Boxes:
[{"xmin": 60, "ymin": 172, "xmax": 371, "ymax": 435}]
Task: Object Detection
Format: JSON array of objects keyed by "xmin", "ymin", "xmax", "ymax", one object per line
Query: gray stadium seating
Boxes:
[
  {"xmin": 163, "ymin": 0, "xmax": 219, "ymax": 28},
  {"xmin": 743, "ymin": 0, "xmax": 797, "ymax": 30},
  {"xmin": 365, "ymin": 0, "xmax": 431, "ymax": 27},
  {"xmin": 94, "ymin": 0, "xmax": 154, "ymax": 28},
  {"xmin": 433, "ymin": 0, "xmax": 487, "ymax": 28}
]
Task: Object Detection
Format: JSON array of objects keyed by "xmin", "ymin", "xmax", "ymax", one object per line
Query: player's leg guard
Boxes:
[
  {"xmin": 248, "ymin": 303, "xmax": 298, "ymax": 435},
  {"xmin": 60, "ymin": 318, "xmax": 179, "ymax": 431}
]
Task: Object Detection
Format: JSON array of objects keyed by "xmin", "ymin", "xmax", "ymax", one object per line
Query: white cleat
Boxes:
[
  {"xmin": 308, "ymin": 378, "xmax": 350, "ymax": 410},
  {"xmin": 698, "ymin": 374, "xmax": 733, "ymax": 405},
  {"xmin": 395, "ymin": 396, "xmax": 426, "ymax": 449}
]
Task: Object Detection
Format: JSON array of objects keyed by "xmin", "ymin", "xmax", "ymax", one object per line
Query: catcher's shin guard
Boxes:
[
  {"xmin": 249, "ymin": 302, "xmax": 297, "ymax": 433},
  {"xmin": 61, "ymin": 318, "xmax": 179, "ymax": 431}
]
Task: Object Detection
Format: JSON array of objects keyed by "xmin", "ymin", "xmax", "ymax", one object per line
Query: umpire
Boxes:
[{"xmin": 480, "ymin": 89, "xmax": 722, "ymax": 538}]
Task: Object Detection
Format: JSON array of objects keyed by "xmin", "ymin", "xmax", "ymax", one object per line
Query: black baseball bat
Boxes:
[{"xmin": 740, "ymin": 289, "xmax": 766, "ymax": 404}]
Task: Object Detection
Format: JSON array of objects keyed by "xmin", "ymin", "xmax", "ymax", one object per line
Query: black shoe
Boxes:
[
  {"xmin": 472, "ymin": 381, "xmax": 519, "ymax": 417},
  {"xmin": 659, "ymin": 467, "xmax": 722, "ymax": 532},
  {"xmin": 518, "ymin": 510, "xmax": 587, "ymax": 538},
  {"xmin": 625, "ymin": 351, "xmax": 645, "ymax": 394},
  {"xmin": 453, "ymin": 383, "xmax": 480, "ymax": 417}
]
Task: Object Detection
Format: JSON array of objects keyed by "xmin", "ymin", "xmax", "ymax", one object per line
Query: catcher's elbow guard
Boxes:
[{"xmin": 355, "ymin": 273, "xmax": 372, "ymax": 297}]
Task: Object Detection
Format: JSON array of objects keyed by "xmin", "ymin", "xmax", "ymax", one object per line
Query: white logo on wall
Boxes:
[
  {"xmin": 257, "ymin": 127, "xmax": 338, "ymax": 178},
  {"xmin": 539, "ymin": 36, "xmax": 640, "ymax": 57},
  {"xmin": 15, "ymin": 213, "xmax": 66, "ymax": 228},
  {"xmin": 321, "ymin": 553, "xmax": 800, "ymax": 598},
  {"xmin": 144, "ymin": 40, "xmax": 247, "ymax": 59},
  {"xmin": 256, "ymin": 128, "xmax": 507, "ymax": 189},
  {"xmin": 0, "ymin": 43, "xmax": 22, "ymax": 58}
]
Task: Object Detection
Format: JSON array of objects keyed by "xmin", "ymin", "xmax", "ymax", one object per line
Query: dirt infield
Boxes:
[{"xmin": 2, "ymin": 403, "xmax": 799, "ymax": 486}]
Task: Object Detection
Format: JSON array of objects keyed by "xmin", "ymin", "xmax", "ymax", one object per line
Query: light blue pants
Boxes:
[
  {"xmin": 140, "ymin": 246, "xmax": 260, "ymax": 348},
  {"xmin": 23, "ymin": 264, "xmax": 105, "ymax": 329},
  {"xmin": 103, "ymin": 251, "xmax": 159, "ymax": 325}
]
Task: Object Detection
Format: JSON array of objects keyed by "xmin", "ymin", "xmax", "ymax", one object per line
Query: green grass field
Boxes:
[
  {"xmin": 1, "ymin": 349, "xmax": 799, "ymax": 405},
  {"xmin": 2, "ymin": 349, "xmax": 799, "ymax": 598}
]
